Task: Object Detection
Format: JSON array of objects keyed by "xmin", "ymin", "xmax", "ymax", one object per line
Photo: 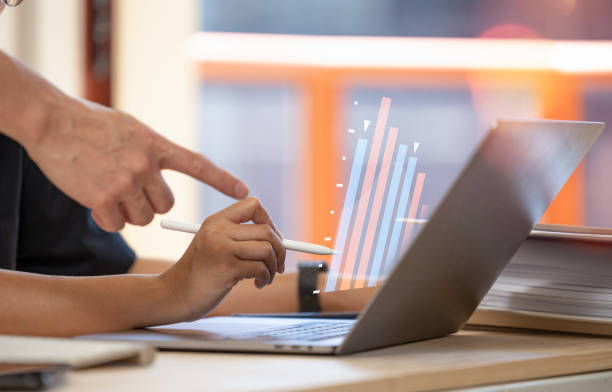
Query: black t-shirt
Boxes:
[{"xmin": 0, "ymin": 134, "xmax": 135, "ymax": 275}]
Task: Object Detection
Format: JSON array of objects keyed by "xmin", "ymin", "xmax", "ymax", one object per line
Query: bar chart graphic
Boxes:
[{"xmin": 325, "ymin": 97, "xmax": 428, "ymax": 292}]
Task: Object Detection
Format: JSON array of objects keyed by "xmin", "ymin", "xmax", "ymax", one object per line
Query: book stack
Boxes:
[{"xmin": 469, "ymin": 224, "xmax": 612, "ymax": 335}]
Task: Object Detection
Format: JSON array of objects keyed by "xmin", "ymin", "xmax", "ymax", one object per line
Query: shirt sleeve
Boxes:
[{"xmin": 16, "ymin": 154, "xmax": 136, "ymax": 276}]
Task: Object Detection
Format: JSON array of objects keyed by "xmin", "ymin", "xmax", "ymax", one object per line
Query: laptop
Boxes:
[{"xmin": 84, "ymin": 119, "xmax": 605, "ymax": 355}]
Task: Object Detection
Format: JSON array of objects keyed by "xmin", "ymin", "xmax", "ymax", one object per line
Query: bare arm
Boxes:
[
  {"xmin": 0, "ymin": 198, "xmax": 288, "ymax": 337},
  {"xmin": 0, "ymin": 269, "xmax": 176, "ymax": 337},
  {"xmin": 129, "ymin": 259, "xmax": 375, "ymax": 316},
  {"xmin": 208, "ymin": 273, "xmax": 375, "ymax": 316},
  {"xmin": 0, "ymin": 50, "xmax": 52, "ymax": 147},
  {"xmin": 0, "ymin": 252, "xmax": 371, "ymax": 337},
  {"xmin": 0, "ymin": 49, "xmax": 248, "ymax": 232}
]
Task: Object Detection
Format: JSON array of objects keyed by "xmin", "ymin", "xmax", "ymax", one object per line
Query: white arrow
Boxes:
[
  {"xmin": 363, "ymin": 120, "xmax": 371, "ymax": 132},
  {"xmin": 413, "ymin": 142, "xmax": 420, "ymax": 153}
]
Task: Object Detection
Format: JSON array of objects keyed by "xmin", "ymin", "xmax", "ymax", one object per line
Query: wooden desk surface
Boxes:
[{"xmin": 56, "ymin": 329, "xmax": 612, "ymax": 392}]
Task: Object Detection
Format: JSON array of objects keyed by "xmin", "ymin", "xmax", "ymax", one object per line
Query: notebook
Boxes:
[{"xmin": 0, "ymin": 335, "xmax": 155, "ymax": 369}]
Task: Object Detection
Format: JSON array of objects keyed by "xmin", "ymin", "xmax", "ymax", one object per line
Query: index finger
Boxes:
[
  {"xmin": 219, "ymin": 197, "xmax": 281, "ymax": 236},
  {"xmin": 159, "ymin": 140, "xmax": 249, "ymax": 199}
]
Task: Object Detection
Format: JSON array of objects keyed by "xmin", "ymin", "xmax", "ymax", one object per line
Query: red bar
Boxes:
[
  {"xmin": 338, "ymin": 97, "xmax": 391, "ymax": 290},
  {"xmin": 353, "ymin": 126, "xmax": 399, "ymax": 288},
  {"xmin": 400, "ymin": 172, "xmax": 426, "ymax": 249}
]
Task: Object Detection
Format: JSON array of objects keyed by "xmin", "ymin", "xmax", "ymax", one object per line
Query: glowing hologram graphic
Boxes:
[
  {"xmin": 396, "ymin": 217, "xmax": 426, "ymax": 224},
  {"xmin": 338, "ymin": 97, "xmax": 392, "ymax": 290},
  {"xmin": 382, "ymin": 161, "xmax": 418, "ymax": 276},
  {"xmin": 324, "ymin": 237, "xmax": 332, "ymax": 242},
  {"xmin": 336, "ymin": 183, "xmax": 344, "ymax": 188},
  {"xmin": 419, "ymin": 204, "xmax": 430, "ymax": 219},
  {"xmin": 363, "ymin": 120, "xmax": 371, "ymax": 132},
  {"xmin": 342, "ymin": 156, "xmax": 347, "ymax": 160},
  {"xmin": 330, "ymin": 210, "xmax": 335, "ymax": 215},
  {"xmin": 413, "ymin": 142, "xmax": 420, "ymax": 153},
  {"xmin": 353, "ymin": 101, "xmax": 359, "ymax": 106},
  {"xmin": 324, "ymin": 138, "xmax": 369, "ymax": 292},
  {"xmin": 400, "ymin": 172, "xmax": 427, "ymax": 252},
  {"xmin": 366, "ymin": 147, "xmax": 411, "ymax": 287},
  {"xmin": 348, "ymin": 128, "xmax": 356, "ymax": 134},
  {"xmin": 354, "ymin": 126, "xmax": 399, "ymax": 288}
]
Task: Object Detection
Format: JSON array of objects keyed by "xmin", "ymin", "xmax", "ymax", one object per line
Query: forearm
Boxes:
[
  {"xmin": 0, "ymin": 256, "xmax": 375, "ymax": 337},
  {"xmin": 128, "ymin": 259, "xmax": 299, "ymax": 316},
  {"xmin": 129, "ymin": 259, "xmax": 373, "ymax": 316},
  {"xmin": 129, "ymin": 258, "xmax": 375, "ymax": 318},
  {"xmin": 209, "ymin": 272, "xmax": 375, "ymax": 316},
  {"xmin": 0, "ymin": 50, "xmax": 68, "ymax": 148},
  {"xmin": 0, "ymin": 269, "xmax": 181, "ymax": 337}
]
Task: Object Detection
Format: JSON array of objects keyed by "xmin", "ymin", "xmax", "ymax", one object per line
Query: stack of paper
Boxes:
[{"xmin": 470, "ymin": 224, "xmax": 612, "ymax": 334}]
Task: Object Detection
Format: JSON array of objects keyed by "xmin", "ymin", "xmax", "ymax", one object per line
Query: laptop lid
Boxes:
[{"xmin": 337, "ymin": 119, "xmax": 604, "ymax": 354}]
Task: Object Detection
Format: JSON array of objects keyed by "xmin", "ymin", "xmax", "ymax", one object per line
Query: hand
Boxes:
[
  {"xmin": 25, "ymin": 98, "xmax": 248, "ymax": 231},
  {"xmin": 161, "ymin": 197, "xmax": 286, "ymax": 320}
]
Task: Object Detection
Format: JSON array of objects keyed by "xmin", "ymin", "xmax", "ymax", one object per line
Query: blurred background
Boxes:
[{"xmin": 1, "ymin": 0, "xmax": 612, "ymax": 274}]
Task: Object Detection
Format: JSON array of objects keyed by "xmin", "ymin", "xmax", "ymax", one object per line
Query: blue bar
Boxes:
[
  {"xmin": 325, "ymin": 138, "xmax": 369, "ymax": 291},
  {"xmin": 382, "ymin": 156, "xmax": 417, "ymax": 276},
  {"xmin": 367, "ymin": 145, "xmax": 408, "ymax": 286}
]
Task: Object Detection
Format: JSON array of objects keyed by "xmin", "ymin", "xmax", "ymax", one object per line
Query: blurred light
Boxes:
[
  {"xmin": 560, "ymin": 0, "xmax": 578, "ymax": 14},
  {"xmin": 188, "ymin": 32, "xmax": 612, "ymax": 74},
  {"xmin": 551, "ymin": 42, "xmax": 612, "ymax": 73},
  {"xmin": 479, "ymin": 23, "xmax": 541, "ymax": 39},
  {"xmin": 469, "ymin": 24, "xmax": 542, "ymax": 127}
]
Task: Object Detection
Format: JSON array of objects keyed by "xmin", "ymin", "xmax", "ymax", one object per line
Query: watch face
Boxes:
[{"xmin": 298, "ymin": 262, "xmax": 327, "ymax": 312}]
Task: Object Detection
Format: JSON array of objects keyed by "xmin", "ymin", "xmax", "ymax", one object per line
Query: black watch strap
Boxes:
[{"xmin": 298, "ymin": 262, "xmax": 329, "ymax": 313}]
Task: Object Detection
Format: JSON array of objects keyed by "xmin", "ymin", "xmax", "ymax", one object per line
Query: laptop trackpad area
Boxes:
[
  {"xmin": 150, "ymin": 317, "xmax": 304, "ymax": 338},
  {"xmin": 150, "ymin": 316, "xmax": 355, "ymax": 342}
]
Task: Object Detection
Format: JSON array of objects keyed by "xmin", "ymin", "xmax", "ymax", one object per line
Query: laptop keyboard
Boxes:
[{"xmin": 229, "ymin": 321, "xmax": 354, "ymax": 341}]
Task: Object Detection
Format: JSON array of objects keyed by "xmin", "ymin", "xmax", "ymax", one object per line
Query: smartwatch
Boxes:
[{"xmin": 298, "ymin": 261, "xmax": 329, "ymax": 313}]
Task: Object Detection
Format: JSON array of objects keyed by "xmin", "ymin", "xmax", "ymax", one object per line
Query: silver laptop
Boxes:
[{"xmin": 84, "ymin": 119, "xmax": 604, "ymax": 355}]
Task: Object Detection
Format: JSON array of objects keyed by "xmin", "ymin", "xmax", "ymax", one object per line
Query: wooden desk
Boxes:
[{"xmin": 56, "ymin": 329, "xmax": 612, "ymax": 392}]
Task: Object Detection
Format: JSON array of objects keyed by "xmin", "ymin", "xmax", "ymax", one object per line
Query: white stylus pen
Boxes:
[{"xmin": 160, "ymin": 219, "xmax": 340, "ymax": 255}]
